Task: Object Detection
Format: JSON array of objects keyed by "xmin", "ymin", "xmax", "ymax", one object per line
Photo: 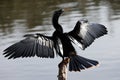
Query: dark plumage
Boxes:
[{"xmin": 3, "ymin": 9, "xmax": 107, "ymax": 71}]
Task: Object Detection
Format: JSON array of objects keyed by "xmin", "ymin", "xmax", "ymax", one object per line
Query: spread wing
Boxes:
[
  {"xmin": 3, "ymin": 33, "xmax": 56, "ymax": 59},
  {"xmin": 67, "ymin": 20, "xmax": 107, "ymax": 50}
]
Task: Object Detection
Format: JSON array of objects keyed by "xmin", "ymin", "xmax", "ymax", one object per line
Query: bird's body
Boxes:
[
  {"xmin": 55, "ymin": 33, "xmax": 76, "ymax": 57},
  {"xmin": 3, "ymin": 9, "xmax": 107, "ymax": 71}
]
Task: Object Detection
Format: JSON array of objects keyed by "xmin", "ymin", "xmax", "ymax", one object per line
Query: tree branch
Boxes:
[{"xmin": 58, "ymin": 58, "xmax": 70, "ymax": 80}]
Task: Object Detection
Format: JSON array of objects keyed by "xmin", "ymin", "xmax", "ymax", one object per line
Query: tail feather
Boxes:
[
  {"xmin": 80, "ymin": 56, "xmax": 98, "ymax": 66},
  {"xmin": 69, "ymin": 55, "xmax": 99, "ymax": 71},
  {"xmin": 70, "ymin": 57, "xmax": 80, "ymax": 71}
]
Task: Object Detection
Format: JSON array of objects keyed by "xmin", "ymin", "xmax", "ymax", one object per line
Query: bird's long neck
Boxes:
[{"xmin": 52, "ymin": 13, "xmax": 63, "ymax": 33}]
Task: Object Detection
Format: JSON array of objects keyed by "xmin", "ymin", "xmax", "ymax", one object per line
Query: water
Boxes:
[{"xmin": 0, "ymin": 0, "xmax": 120, "ymax": 80}]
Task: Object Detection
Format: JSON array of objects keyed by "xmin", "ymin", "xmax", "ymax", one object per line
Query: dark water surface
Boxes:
[{"xmin": 0, "ymin": 0, "xmax": 120, "ymax": 80}]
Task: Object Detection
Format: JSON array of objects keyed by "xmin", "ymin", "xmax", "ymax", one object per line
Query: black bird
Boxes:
[{"xmin": 3, "ymin": 9, "xmax": 107, "ymax": 71}]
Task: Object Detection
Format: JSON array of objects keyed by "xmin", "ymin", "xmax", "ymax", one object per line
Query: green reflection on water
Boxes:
[{"xmin": 0, "ymin": 0, "xmax": 120, "ymax": 34}]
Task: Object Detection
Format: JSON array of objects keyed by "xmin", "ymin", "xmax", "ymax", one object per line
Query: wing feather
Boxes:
[
  {"xmin": 3, "ymin": 33, "xmax": 55, "ymax": 59},
  {"xmin": 79, "ymin": 23, "xmax": 107, "ymax": 48},
  {"xmin": 67, "ymin": 19, "xmax": 107, "ymax": 50}
]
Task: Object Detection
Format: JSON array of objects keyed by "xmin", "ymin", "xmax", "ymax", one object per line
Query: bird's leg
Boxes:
[{"xmin": 58, "ymin": 57, "xmax": 70, "ymax": 80}]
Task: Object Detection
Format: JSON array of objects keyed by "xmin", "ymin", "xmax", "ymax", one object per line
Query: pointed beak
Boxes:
[{"xmin": 63, "ymin": 8, "xmax": 72, "ymax": 12}]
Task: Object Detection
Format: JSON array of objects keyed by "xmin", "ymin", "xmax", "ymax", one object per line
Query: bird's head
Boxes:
[{"xmin": 54, "ymin": 9, "xmax": 64, "ymax": 17}]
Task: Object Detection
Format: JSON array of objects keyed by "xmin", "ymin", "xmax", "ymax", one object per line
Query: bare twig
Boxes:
[{"xmin": 58, "ymin": 58, "xmax": 70, "ymax": 80}]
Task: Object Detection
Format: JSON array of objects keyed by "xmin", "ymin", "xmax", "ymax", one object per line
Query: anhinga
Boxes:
[{"xmin": 3, "ymin": 9, "xmax": 107, "ymax": 71}]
